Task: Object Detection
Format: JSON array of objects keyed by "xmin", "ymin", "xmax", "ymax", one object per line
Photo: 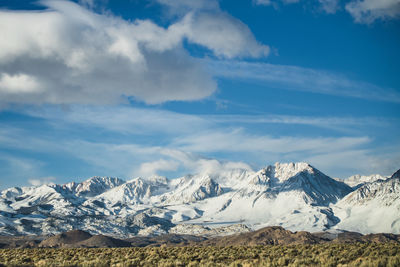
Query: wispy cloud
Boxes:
[
  {"xmin": 205, "ymin": 114, "xmax": 395, "ymax": 134},
  {"xmin": 24, "ymin": 105, "xmax": 397, "ymax": 137},
  {"xmin": 155, "ymin": 0, "xmax": 220, "ymax": 14},
  {"xmin": 346, "ymin": 0, "xmax": 400, "ymax": 24},
  {"xmin": 0, "ymin": 153, "xmax": 44, "ymax": 189},
  {"xmin": 254, "ymin": 0, "xmax": 400, "ymax": 23},
  {"xmin": 26, "ymin": 105, "xmax": 210, "ymax": 136},
  {"xmin": 206, "ymin": 59, "xmax": 400, "ymax": 103},
  {"xmin": 28, "ymin": 176, "xmax": 56, "ymax": 186},
  {"xmin": 172, "ymin": 129, "xmax": 371, "ymax": 154},
  {"xmin": 1, "ymin": 105, "xmax": 398, "ymax": 181},
  {"xmin": 305, "ymin": 147, "xmax": 400, "ymax": 178},
  {"xmin": 253, "ymin": 0, "xmax": 339, "ymax": 14}
]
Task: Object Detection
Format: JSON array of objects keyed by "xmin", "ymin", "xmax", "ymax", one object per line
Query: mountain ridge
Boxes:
[
  {"xmin": 0, "ymin": 162, "xmax": 398, "ymax": 237},
  {"xmin": 2, "ymin": 226, "xmax": 400, "ymax": 249}
]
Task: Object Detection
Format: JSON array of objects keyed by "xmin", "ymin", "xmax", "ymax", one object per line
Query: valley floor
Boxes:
[{"xmin": 1, "ymin": 243, "xmax": 400, "ymax": 267}]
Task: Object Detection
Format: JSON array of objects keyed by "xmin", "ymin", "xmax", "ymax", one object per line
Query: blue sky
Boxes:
[{"xmin": 0, "ymin": 0, "xmax": 399, "ymax": 189}]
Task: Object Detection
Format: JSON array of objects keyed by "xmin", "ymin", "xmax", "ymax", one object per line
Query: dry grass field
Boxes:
[{"xmin": 1, "ymin": 243, "xmax": 400, "ymax": 267}]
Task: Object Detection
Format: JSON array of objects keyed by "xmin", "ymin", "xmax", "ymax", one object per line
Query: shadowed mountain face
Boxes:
[
  {"xmin": 391, "ymin": 169, "xmax": 400, "ymax": 179},
  {"xmin": 201, "ymin": 226, "xmax": 323, "ymax": 246},
  {"xmin": 0, "ymin": 163, "xmax": 398, "ymax": 237},
  {"xmin": 39, "ymin": 230, "xmax": 92, "ymax": 248},
  {"xmin": 74, "ymin": 235, "xmax": 131, "ymax": 248}
]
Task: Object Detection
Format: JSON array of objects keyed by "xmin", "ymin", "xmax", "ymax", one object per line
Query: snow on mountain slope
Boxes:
[
  {"xmin": 336, "ymin": 174, "xmax": 389, "ymax": 189},
  {"xmin": 0, "ymin": 162, "xmax": 397, "ymax": 237},
  {"xmin": 7, "ymin": 184, "xmax": 83, "ymax": 216},
  {"xmin": 83, "ymin": 177, "xmax": 171, "ymax": 216},
  {"xmin": 161, "ymin": 174, "xmax": 224, "ymax": 204},
  {"xmin": 332, "ymin": 169, "xmax": 400, "ymax": 234},
  {"xmin": 183, "ymin": 162, "xmax": 352, "ymax": 233},
  {"xmin": 274, "ymin": 163, "xmax": 352, "ymax": 205},
  {"xmin": 64, "ymin": 176, "xmax": 125, "ymax": 197}
]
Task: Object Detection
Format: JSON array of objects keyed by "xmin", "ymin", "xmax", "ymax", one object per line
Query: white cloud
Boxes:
[
  {"xmin": 28, "ymin": 176, "xmax": 56, "ymax": 186},
  {"xmin": 346, "ymin": 0, "xmax": 400, "ymax": 23},
  {"xmin": 305, "ymin": 148, "xmax": 400, "ymax": 178},
  {"xmin": 138, "ymin": 159, "xmax": 180, "ymax": 177},
  {"xmin": 156, "ymin": 0, "xmax": 220, "ymax": 14},
  {"xmin": 0, "ymin": 153, "xmax": 45, "ymax": 189},
  {"xmin": 0, "ymin": 73, "xmax": 41, "ymax": 93},
  {"xmin": 254, "ymin": 0, "xmax": 340, "ymax": 14},
  {"xmin": 159, "ymin": 149, "xmax": 253, "ymax": 175},
  {"xmin": 254, "ymin": 0, "xmax": 273, "ymax": 5},
  {"xmin": 79, "ymin": 0, "xmax": 95, "ymax": 8},
  {"xmin": 172, "ymin": 129, "xmax": 371, "ymax": 154},
  {"xmin": 183, "ymin": 12, "xmax": 269, "ymax": 58},
  {"xmin": 1, "ymin": 105, "xmax": 399, "ymax": 180},
  {"xmin": 156, "ymin": 0, "xmax": 269, "ymax": 58},
  {"xmin": 0, "ymin": 153, "xmax": 40, "ymax": 174},
  {"xmin": 25, "ymin": 106, "xmax": 395, "ymax": 138},
  {"xmin": 255, "ymin": 0, "xmax": 339, "ymax": 12},
  {"xmin": 254, "ymin": 0, "xmax": 300, "ymax": 6},
  {"xmin": 26, "ymin": 105, "xmax": 210, "ymax": 135},
  {"xmin": 0, "ymin": 0, "xmax": 268, "ymax": 106},
  {"xmin": 135, "ymin": 152, "xmax": 252, "ymax": 178},
  {"xmin": 206, "ymin": 114, "xmax": 395, "ymax": 135},
  {"xmin": 318, "ymin": 0, "xmax": 340, "ymax": 14},
  {"xmin": 257, "ymin": 0, "xmax": 400, "ymax": 20},
  {"xmin": 207, "ymin": 59, "xmax": 400, "ymax": 103}
]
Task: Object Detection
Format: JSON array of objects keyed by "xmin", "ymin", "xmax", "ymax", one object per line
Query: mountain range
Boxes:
[{"xmin": 0, "ymin": 162, "xmax": 399, "ymax": 237}]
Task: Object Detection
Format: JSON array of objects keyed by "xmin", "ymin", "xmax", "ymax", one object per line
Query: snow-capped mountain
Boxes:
[
  {"xmin": 64, "ymin": 176, "xmax": 125, "ymax": 198},
  {"xmin": 0, "ymin": 163, "xmax": 398, "ymax": 237},
  {"xmin": 332, "ymin": 170, "xmax": 400, "ymax": 234},
  {"xmin": 335, "ymin": 174, "xmax": 389, "ymax": 189},
  {"xmin": 207, "ymin": 163, "xmax": 352, "ymax": 232}
]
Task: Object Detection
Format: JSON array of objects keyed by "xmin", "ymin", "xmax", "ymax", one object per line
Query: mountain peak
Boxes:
[
  {"xmin": 270, "ymin": 162, "xmax": 314, "ymax": 182},
  {"xmin": 74, "ymin": 176, "xmax": 125, "ymax": 197}
]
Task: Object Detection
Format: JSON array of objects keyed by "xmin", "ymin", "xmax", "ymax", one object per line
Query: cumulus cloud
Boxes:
[
  {"xmin": 183, "ymin": 12, "xmax": 269, "ymax": 58},
  {"xmin": 156, "ymin": 0, "xmax": 269, "ymax": 58},
  {"xmin": 0, "ymin": 0, "xmax": 268, "ymax": 106},
  {"xmin": 346, "ymin": 0, "xmax": 400, "ymax": 23},
  {"xmin": 0, "ymin": 73, "xmax": 41, "ymax": 93}
]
